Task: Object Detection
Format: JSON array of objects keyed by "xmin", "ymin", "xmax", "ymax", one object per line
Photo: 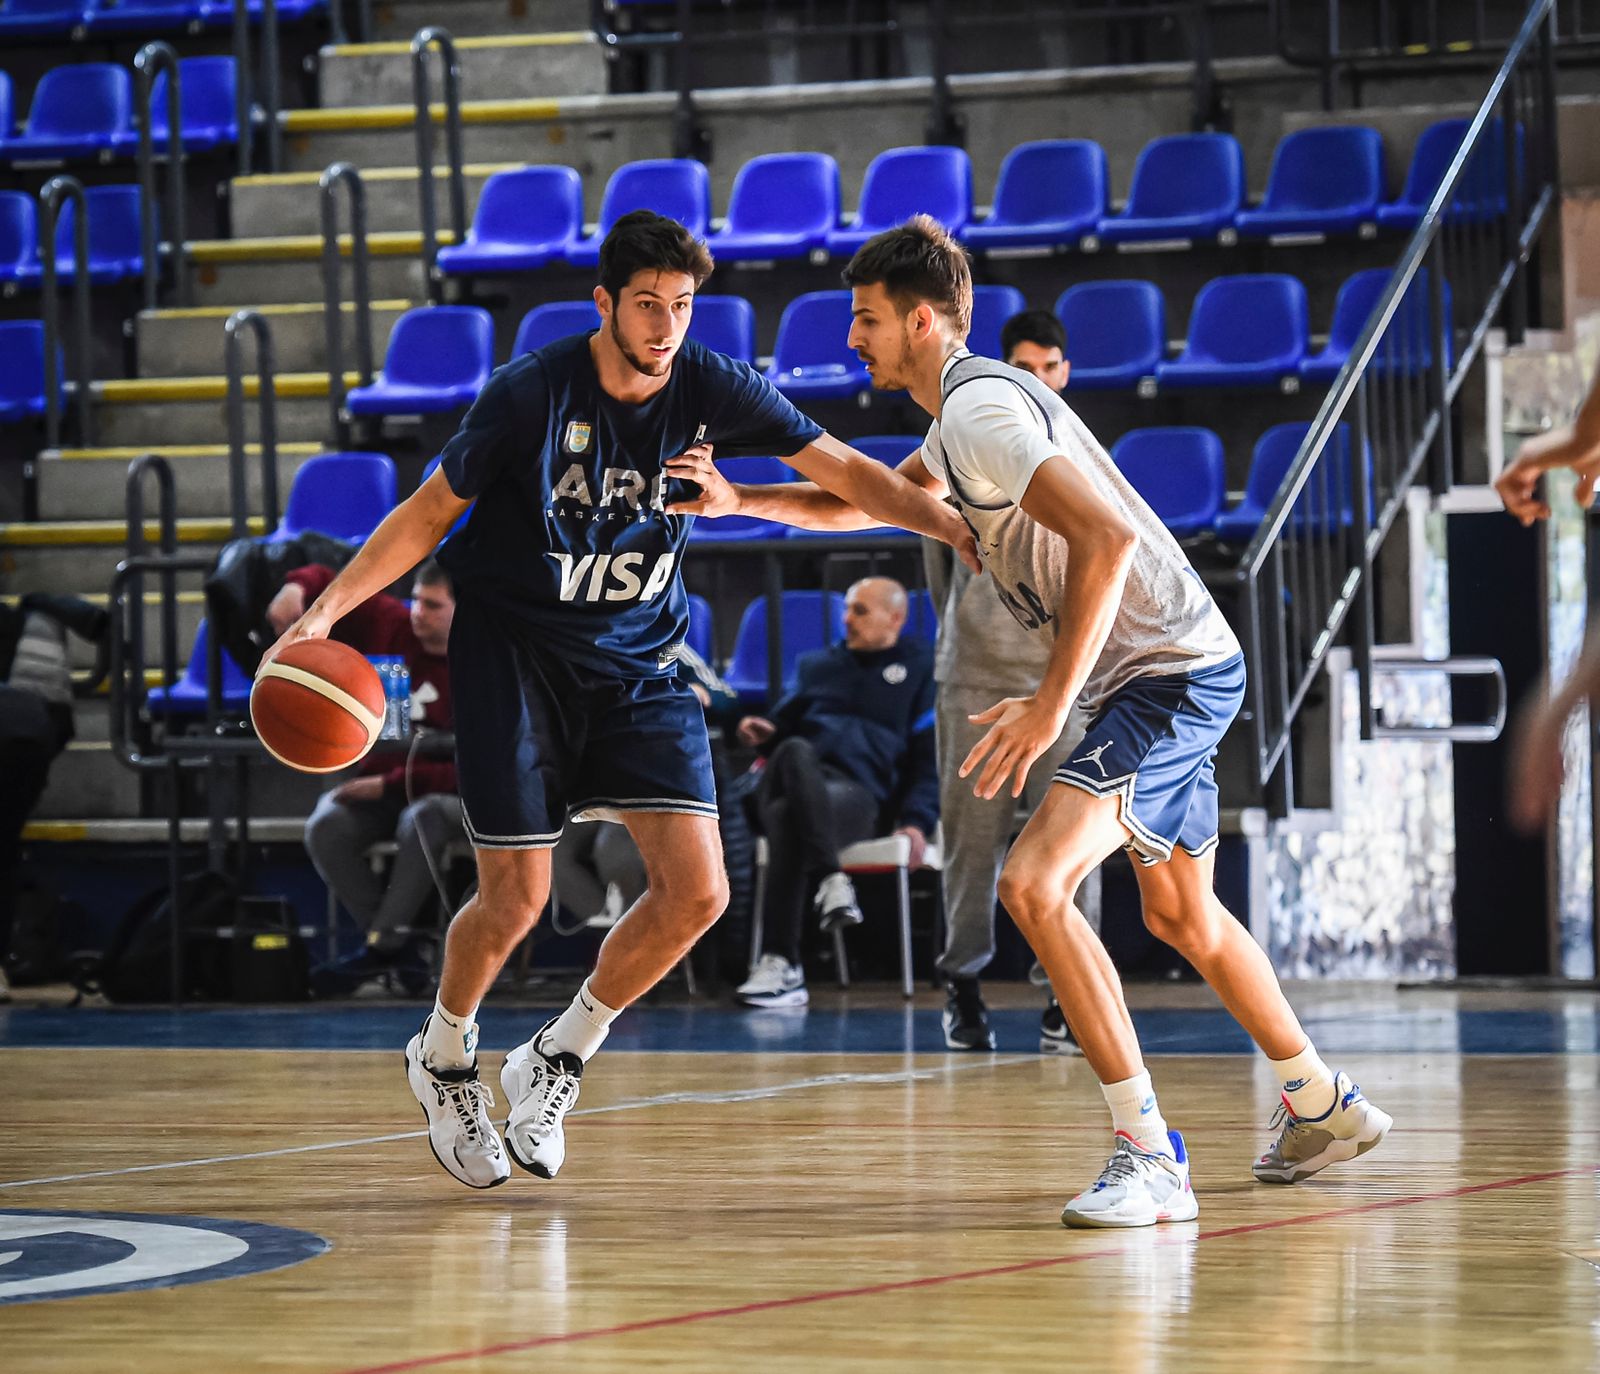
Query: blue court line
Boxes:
[{"xmin": 1, "ymin": 1003, "xmax": 1596, "ymax": 1055}]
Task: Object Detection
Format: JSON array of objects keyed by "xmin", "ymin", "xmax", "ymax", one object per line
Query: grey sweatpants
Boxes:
[
  {"xmin": 305, "ymin": 789, "xmax": 466, "ymax": 944},
  {"xmin": 935, "ymin": 684, "xmax": 1102, "ymax": 981}
]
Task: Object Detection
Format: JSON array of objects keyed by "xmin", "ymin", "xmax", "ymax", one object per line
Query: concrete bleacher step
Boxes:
[
  {"xmin": 184, "ymin": 234, "xmax": 438, "ymax": 307},
  {"xmin": 37, "ymin": 443, "xmax": 325, "ymax": 521},
  {"xmin": 137, "ymin": 301, "xmax": 417, "ymax": 377},
  {"xmin": 229, "ymin": 164, "xmax": 515, "ymax": 239},
  {"xmin": 371, "ymin": 0, "xmax": 581, "ymax": 42},
  {"xmin": 317, "ymin": 31, "xmax": 606, "ymax": 108},
  {"xmin": 3, "ymin": 590, "xmax": 207, "ymax": 669},
  {"xmin": 87, "ymin": 373, "xmax": 355, "ymax": 447},
  {"xmin": 35, "ymin": 740, "xmax": 144, "ymax": 820},
  {"xmin": 0, "ymin": 517, "xmax": 264, "ymax": 596}
]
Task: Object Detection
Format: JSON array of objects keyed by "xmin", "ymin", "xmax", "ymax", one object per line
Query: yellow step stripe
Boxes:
[
  {"xmin": 143, "ymin": 299, "xmax": 414, "ymax": 321},
  {"xmin": 95, "ymin": 372, "xmax": 359, "ymax": 403},
  {"xmin": 282, "ymin": 97, "xmax": 560, "ymax": 134},
  {"xmin": 324, "ymin": 31, "xmax": 593, "ymax": 57},
  {"xmin": 22, "ymin": 821, "xmax": 89, "ymax": 842},
  {"xmin": 0, "ymin": 517, "xmax": 265, "ymax": 546},
  {"xmin": 234, "ymin": 161, "xmax": 519, "ymax": 189},
  {"xmin": 44, "ymin": 442, "xmax": 325, "ymax": 460},
  {"xmin": 3, "ymin": 590, "xmax": 206, "ymax": 607},
  {"xmin": 189, "ymin": 228, "xmax": 455, "ymax": 263}
]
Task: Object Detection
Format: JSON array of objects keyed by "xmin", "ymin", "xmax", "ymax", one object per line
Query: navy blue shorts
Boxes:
[
  {"xmin": 449, "ymin": 596, "xmax": 719, "ymax": 850},
  {"xmin": 1053, "ymin": 654, "xmax": 1245, "ymax": 866}
]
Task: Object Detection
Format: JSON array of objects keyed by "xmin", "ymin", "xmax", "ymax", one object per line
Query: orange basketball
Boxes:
[{"xmin": 250, "ymin": 639, "xmax": 386, "ymax": 774}]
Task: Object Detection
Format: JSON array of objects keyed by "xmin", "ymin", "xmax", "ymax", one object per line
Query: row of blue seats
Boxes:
[
  {"xmin": 438, "ymin": 120, "xmax": 1508, "ymax": 275},
  {"xmin": 0, "ymin": 184, "xmax": 151, "ymax": 288},
  {"xmin": 0, "ymin": 0, "xmax": 321, "ymax": 39},
  {"xmin": 0, "ymin": 58, "xmax": 238, "ymax": 163}
]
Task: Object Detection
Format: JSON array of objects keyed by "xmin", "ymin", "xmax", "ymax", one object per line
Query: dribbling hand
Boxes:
[{"xmin": 257, "ymin": 607, "xmax": 334, "ymax": 680}]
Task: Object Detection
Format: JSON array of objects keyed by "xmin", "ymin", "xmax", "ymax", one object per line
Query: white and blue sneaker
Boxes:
[
  {"xmin": 1253, "ymin": 1071, "xmax": 1392, "ymax": 1184},
  {"xmin": 501, "ymin": 1019, "xmax": 584, "ymax": 1180},
  {"xmin": 404, "ymin": 1022, "xmax": 510, "ymax": 1190},
  {"xmin": 1062, "ymin": 1130, "xmax": 1199, "ymax": 1229}
]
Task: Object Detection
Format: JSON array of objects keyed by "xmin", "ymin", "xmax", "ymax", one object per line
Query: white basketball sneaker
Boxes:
[
  {"xmin": 501, "ymin": 1020, "xmax": 583, "ymax": 1179},
  {"xmin": 1253, "ymin": 1071, "xmax": 1393, "ymax": 1184},
  {"xmin": 403, "ymin": 1022, "xmax": 510, "ymax": 1190},
  {"xmin": 1062, "ymin": 1131, "xmax": 1199, "ymax": 1229}
]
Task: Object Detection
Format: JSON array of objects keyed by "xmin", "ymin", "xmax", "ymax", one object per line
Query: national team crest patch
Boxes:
[{"xmin": 565, "ymin": 421, "xmax": 593, "ymax": 454}]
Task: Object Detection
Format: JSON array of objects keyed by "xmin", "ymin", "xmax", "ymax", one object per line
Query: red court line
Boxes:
[{"xmin": 337, "ymin": 1163, "xmax": 1600, "ymax": 1374}]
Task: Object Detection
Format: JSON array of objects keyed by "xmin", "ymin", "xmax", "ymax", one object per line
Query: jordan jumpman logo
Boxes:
[{"xmin": 1074, "ymin": 739, "xmax": 1115, "ymax": 778}]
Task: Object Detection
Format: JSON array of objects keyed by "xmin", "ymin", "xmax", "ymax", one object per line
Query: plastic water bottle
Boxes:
[{"xmin": 370, "ymin": 656, "xmax": 411, "ymax": 740}]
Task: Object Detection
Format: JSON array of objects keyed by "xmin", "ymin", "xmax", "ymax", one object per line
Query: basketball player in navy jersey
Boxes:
[{"xmin": 262, "ymin": 211, "xmax": 976, "ymax": 1189}]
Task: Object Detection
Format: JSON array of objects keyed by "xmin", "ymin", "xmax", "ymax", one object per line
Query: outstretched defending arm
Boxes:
[{"xmin": 1496, "ymin": 362, "xmax": 1600, "ymax": 523}]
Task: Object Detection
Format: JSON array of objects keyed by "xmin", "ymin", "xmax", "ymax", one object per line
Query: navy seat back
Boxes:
[
  {"xmin": 53, "ymin": 185, "xmax": 145, "ymax": 275},
  {"xmin": 725, "ymin": 591, "xmax": 846, "ymax": 702},
  {"xmin": 1230, "ymin": 422, "xmax": 1362, "ymax": 537},
  {"xmin": 22, "ymin": 64, "xmax": 133, "ymax": 143},
  {"xmin": 1259, "ymin": 125, "xmax": 1384, "ymax": 218},
  {"xmin": 853, "ymin": 145, "xmax": 972, "ymax": 234},
  {"xmin": 0, "ymin": 321, "xmax": 51, "ymax": 417},
  {"xmin": 597, "ymin": 158, "xmax": 711, "ymax": 238},
  {"xmin": 470, "ymin": 165, "xmax": 582, "ymax": 247},
  {"xmin": 0, "ymin": 0, "xmax": 85, "ymax": 33},
  {"xmin": 148, "ymin": 618, "xmax": 253, "ymax": 713},
  {"xmin": 722, "ymin": 152, "xmax": 838, "ymax": 242},
  {"xmin": 0, "ymin": 192, "xmax": 38, "ymax": 280},
  {"xmin": 514, "ymin": 300, "xmax": 601, "ymax": 356},
  {"xmin": 1054, "ymin": 280, "xmax": 1165, "ymax": 386},
  {"xmin": 383, "ymin": 306, "xmax": 494, "ymax": 390},
  {"xmin": 688, "ymin": 455, "xmax": 792, "ymax": 541},
  {"xmin": 987, "ymin": 139, "xmax": 1106, "ymax": 230},
  {"xmin": 968, "ymin": 284, "xmax": 1028, "ymax": 358},
  {"xmin": 1182, "ymin": 274, "xmax": 1308, "ymax": 366},
  {"xmin": 1120, "ymin": 133, "xmax": 1244, "ymax": 221},
  {"xmin": 147, "ymin": 57, "xmax": 239, "ymax": 144},
  {"xmin": 687, "ymin": 295, "xmax": 756, "ymax": 362},
  {"xmin": 1109, "ymin": 428, "xmax": 1225, "ymax": 537},
  {"xmin": 276, "ymin": 451, "xmax": 397, "ymax": 544},
  {"xmin": 767, "ymin": 291, "xmax": 862, "ymax": 385}
]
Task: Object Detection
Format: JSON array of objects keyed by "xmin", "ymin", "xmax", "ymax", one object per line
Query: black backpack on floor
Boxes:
[{"xmin": 86, "ymin": 871, "xmax": 239, "ymax": 1003}]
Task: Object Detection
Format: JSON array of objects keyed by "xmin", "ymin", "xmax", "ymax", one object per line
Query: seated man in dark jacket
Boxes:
[{"xmin": 734, "ymin": 576, "xmax": 937, "ymax": 1008}]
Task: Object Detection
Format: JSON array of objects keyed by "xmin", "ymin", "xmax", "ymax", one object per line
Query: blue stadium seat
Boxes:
[
  {"xmin": 962, "ymin": 140, "xmax": 1108, "ymax": 251},
  {"xmin": 902, "ymin": 587, "xmax": 938, "ymax": 643},
  {"xmin": 824, "ymin": 145, "xmax": 972, "ymax": 256},
  {"xmin": 687, "ymin": 294, "xmax": 755, "ymax": 362},
  {"xmin": 1096, "ymin": 132, "xmax": 1244, "ymax": 245},
  {"xmin": 707, "ymin": 152, "xmax": 839, "ymax": 262},
  {"xmin": 2, "ymin": 65, "xmax": 134, "ymax": 163},
  {"xmin": 0, "ymin": 321, "xmax": 53, "ymax": 422},
  {"xmin": 1376, "ymin": 118, "xmax": 1520, "ymax": 230},
  {"xmin": 846, "ymin": 435, "xmax": 920, "ymax": 466},
  {"xmin": 513, "ymin": 300, "xmax": 601, "ymax": 356},
  {"xmin": 688, "ymin": 455, "xmax": 792, "ymax": 543},
  {"xmin": 1157, "ymin": 274, "xmax": 1308, "ymax": 389},
  {"xmin": 120, "ymin": 56, "xmax": 240, "ymax": 153},
  {"xmin": 146, "ymin": 618, "xmax": 252, "ymax": 716},
  {"xmin": 1214, "ymin": 422, "xmax": 1363, "ymax": 542},
  {"xmin": 436, "ymin": 165, "xmax": 583, "ymax": 275},
  {"xmin": 0, "ymin": 0, "xmax": 86, "ymax": 39},
  {"xmin": 1300, "ymin": 267, "xmax": 1451, "ymax": 384},
  {"xmin": 1054, "ymin": 280, "xmax": 1165, "ymax": 390},
  {"xmin": 565, "ymin": 159, "xmax": 712, "ymax": 268},
  {"xmin": 969, "ymin": 284, "xmax": 1028, "ymax": 358},
  {"xmin": 685, "ymin": 592, "xmax": 714, "ymax": 664},
  {"xmin": 723, "ymin": 590, "xmax": 846, "ymax": 705},
  {"xmin": 0, "ymin": 73, "xmax": 10, "ymax": 141},
  {"xmin": 1235, "ymin": 126, "xmax": 1385, "ymax": 239},
  {"xmin": 32, "ymin": 185, "xmax": 147, "ymax": 285},
  {"xmin": 267, "ymin": 451, "xmax": 397, "ymax": 544},
  {"xmin": 0, "ymin": 193, "xmax": 40, "ymax": 289},
  {"xmin": 765, "ymin": 290, "xmax": 868, "ymax": 399},
  {"xmin": 198, "ymin": 0, "xmax": 325, "ymax": 18},
  {"xmin": 345, "ymin": 306, "xmax": 494, "ymax": 415},
  {"xmin": 1109, "ymin": 427, "xmax": 1225, "ymax": 538},
  {"xmin": 84, "ymin": 0, "xmax": 209, "ymax": 36}
]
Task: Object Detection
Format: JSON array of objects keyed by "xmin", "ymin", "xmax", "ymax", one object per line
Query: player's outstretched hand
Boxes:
[
  {"xmin": 664, "ymin": 444, "xmax": 738, "ymax": 518},
  {"xmin": 959, "ymin": 694, "xmax": 1067, "ymax": 800},
  {"xmin": 1493, "ymin": 454, "xmax": 1552, "ymax": 526},
  {"xmin": 256, "ymin": 606, "xmax": 334, "ymax": 679}
]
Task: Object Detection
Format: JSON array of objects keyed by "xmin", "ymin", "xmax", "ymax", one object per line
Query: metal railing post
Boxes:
[
  {"xmin": 319, "ymin": 162, "xmax": 374, "ymax": 444},
  {"xmin": 39, "ymin": 176, "xmax": 94, "ymax": 457},
  {"xmin": 135, "ymin": 41, "xmax": 189, "ymax": 311},
  {"xmin": 224, "ymin": 311, "xmax": 279, "ymax": 538},
  {"xmin": 233, "ymin": 0, "xmax": 253, "ymax": 175},
  {"xmin": 234, "ymin": 0, "xmax": 281, "ymax": 173},
  {"xmin": 412, "ymin": 26, "xmax": 466, "ymax": 302}
]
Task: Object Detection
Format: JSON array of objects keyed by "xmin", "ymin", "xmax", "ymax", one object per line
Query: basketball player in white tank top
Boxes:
[{"xmin": 669, "ymin": 216, "xmax": 1391, "ymax": 1228}]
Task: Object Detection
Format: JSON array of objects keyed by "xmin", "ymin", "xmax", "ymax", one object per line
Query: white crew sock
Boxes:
[
  {"xmin": 1101, "ymin": 1069, "xmax": 1172, "ymax": 1156},
  {"xmin": 422, "ymin": 995, "xmax": 479, "ymax": 1070},
  {"xmin": 1270, "ymin": 1042, "xmax": 1337, "ymax": 1120},
  {"xmin": 538, "ymin": 978, "xmax": 621, "ymax": 1062}
]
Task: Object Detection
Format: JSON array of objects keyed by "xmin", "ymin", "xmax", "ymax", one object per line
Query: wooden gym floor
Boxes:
[{"xmin": 1, "ymin": 982, "xmax": 1597, "ymax": 1372}]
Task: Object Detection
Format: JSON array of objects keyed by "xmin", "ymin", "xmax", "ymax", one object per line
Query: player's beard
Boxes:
[
  {"xmin": 611, "ymin": 315, "xmax": 672, "ymax": 378},
  {"xmin": 862, "ymin": 323, "xmax": 914, "ymax": 391}
]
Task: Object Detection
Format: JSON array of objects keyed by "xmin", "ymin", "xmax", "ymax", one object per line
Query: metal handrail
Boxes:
[
  {"xmin": 412, "ymin": 26, "xmax": 466, "ymax": 301},
  {"xmin": 38, "ymin": 176, "xmax": 93, "ymax": 458},
  {"xmin": 233, "ymin": 0, "xmax": 282, "ymax": 175},
  {"xmin": 134, "ymin": 41, "xmax": 189, "ymax": 311},
  {"xmin": 223, "ymin": 311, "xmax": 280, "ymax": 538},
  {"xmin": 1236, "ymin": 0, "xmax": 1558, "ymax": 814},
  {"xmin": 123, "ymin": 454, "xmax": 181, "ymax": 721},
  {"xmin": 319, "ymin": 162, "xmax": 375, "ymax": 442}
]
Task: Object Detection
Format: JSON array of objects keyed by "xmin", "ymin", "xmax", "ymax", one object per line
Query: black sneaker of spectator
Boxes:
[{"xmin": 942, "ymin": 977, "xmax": 996, "ymax": 1051}]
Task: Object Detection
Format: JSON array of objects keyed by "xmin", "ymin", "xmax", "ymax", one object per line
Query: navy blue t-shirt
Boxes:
[{"xmin": 437, "ymin": 333, "xmax": 823, "ymax": 677}]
